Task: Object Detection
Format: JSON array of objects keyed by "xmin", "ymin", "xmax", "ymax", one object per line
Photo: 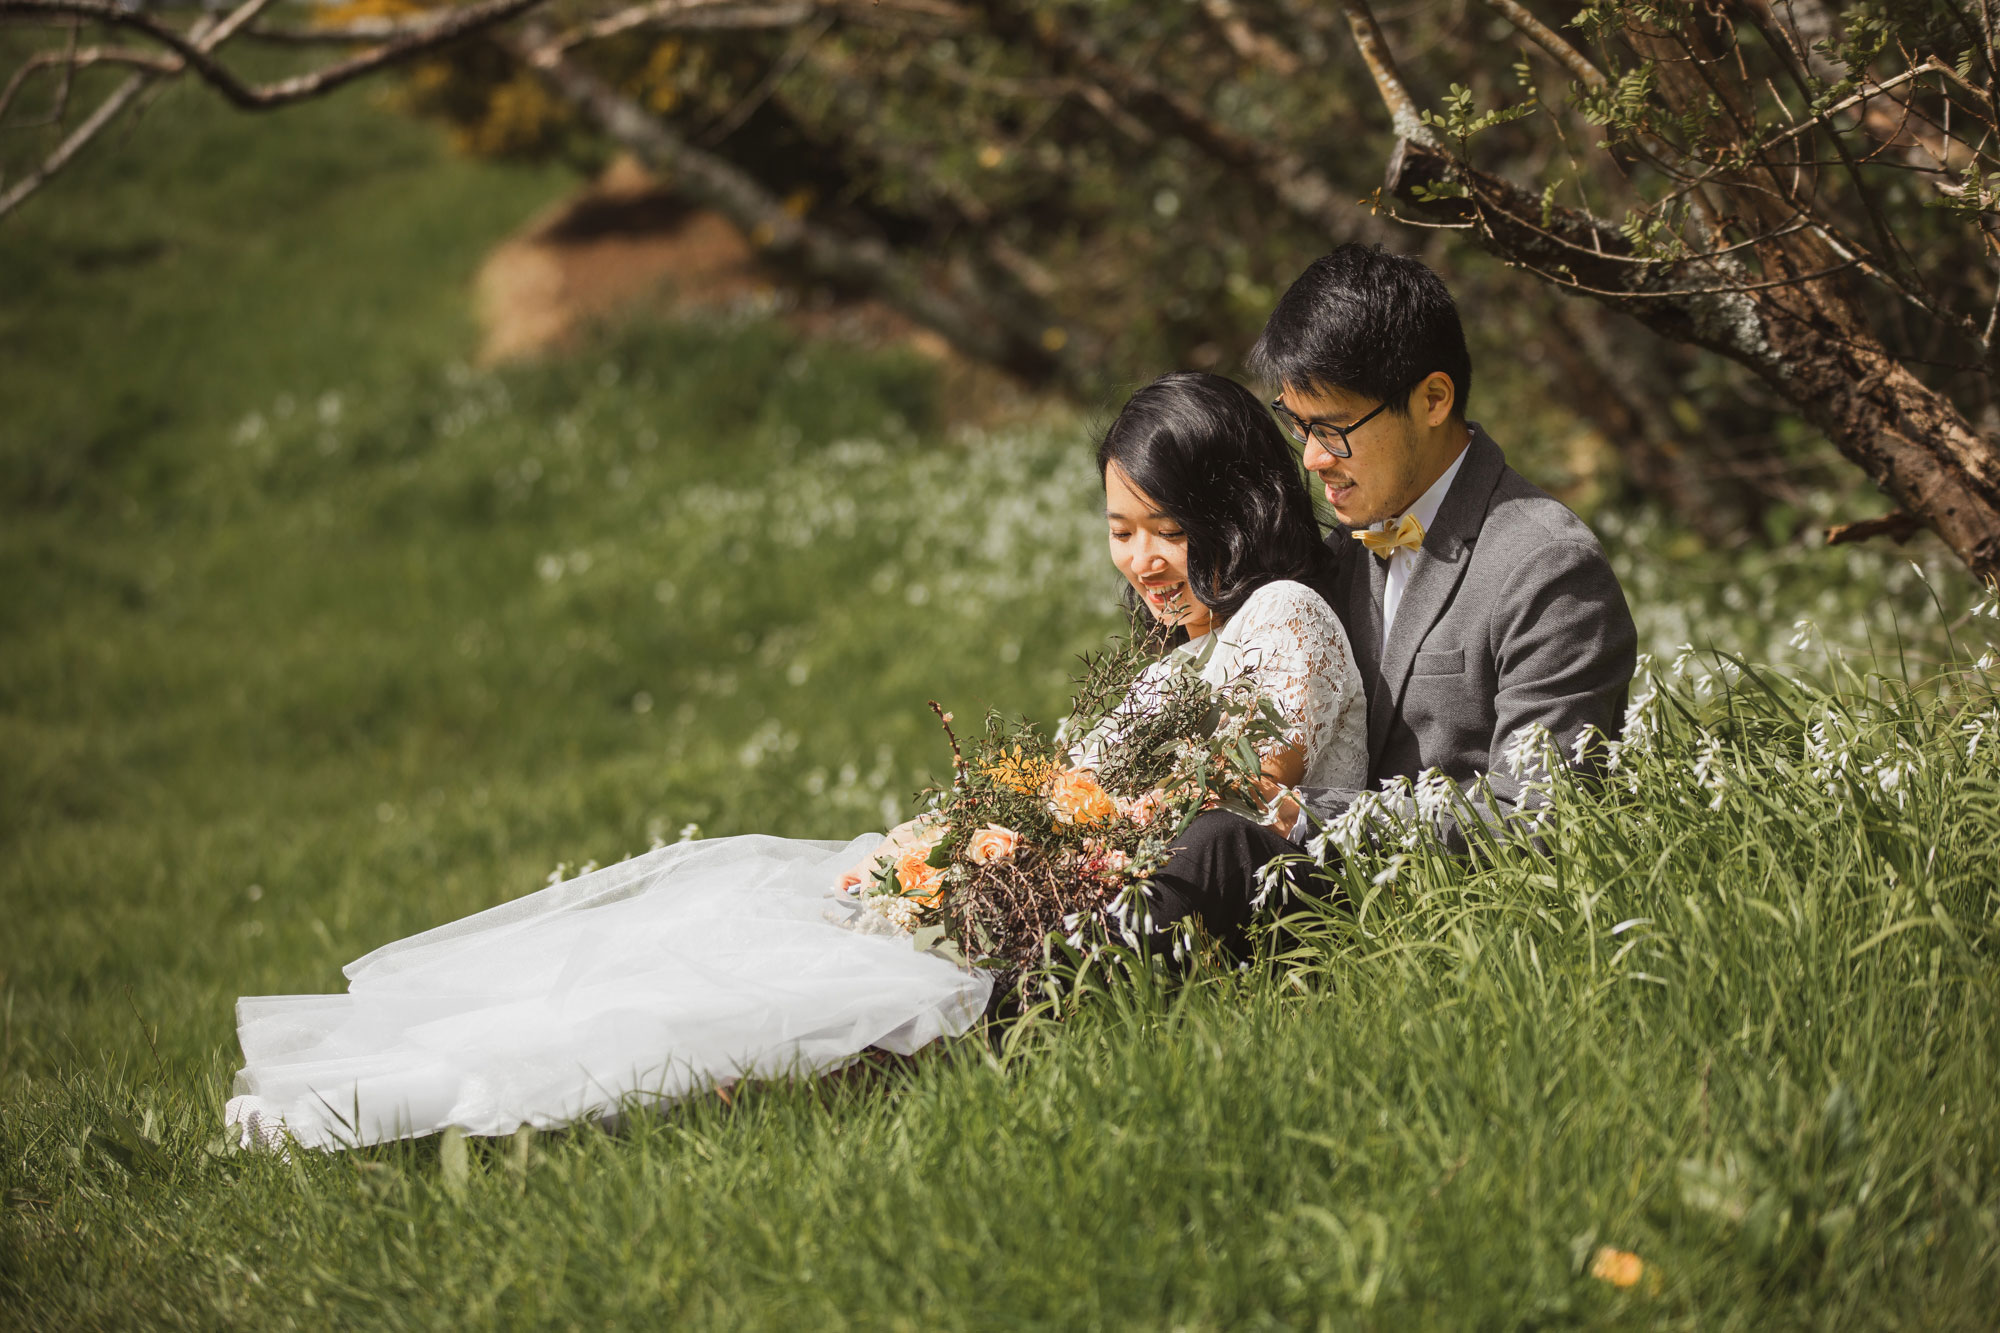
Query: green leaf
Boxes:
[{"xmin": 92, "ymin": 1112, "xmax": 168, "ymax": 1177}]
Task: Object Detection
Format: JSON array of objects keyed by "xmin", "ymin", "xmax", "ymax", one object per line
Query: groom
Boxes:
[{"xmin": 1146, "ymin": 245, "xmax": 1638, "ymax": 947}]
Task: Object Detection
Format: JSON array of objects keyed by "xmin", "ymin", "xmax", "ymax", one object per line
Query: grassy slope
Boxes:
[{"xmin": 4, "ymin": 73, "xmax": 1999, "ymax": 1330}]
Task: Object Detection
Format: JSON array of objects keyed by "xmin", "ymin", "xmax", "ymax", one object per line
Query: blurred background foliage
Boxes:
[{"xmin": 352, "ymin": 0, "xmax": 1886, "ymax": 545}]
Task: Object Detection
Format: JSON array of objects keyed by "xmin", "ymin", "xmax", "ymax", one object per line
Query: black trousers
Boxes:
[{"xmin": 1140, "ymin": 809, "xmax": 1336, "ymax": 956}]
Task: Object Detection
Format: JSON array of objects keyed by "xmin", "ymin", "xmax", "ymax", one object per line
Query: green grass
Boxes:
[{"xmin": 5, "ymin": 68, "xmax": 2000, "ymax": 1329}]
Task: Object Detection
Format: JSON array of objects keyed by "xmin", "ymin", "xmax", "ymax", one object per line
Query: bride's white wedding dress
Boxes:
[{"xmin": 224, "ymin": 579, "xmax": 1364, "ymax": 1151}]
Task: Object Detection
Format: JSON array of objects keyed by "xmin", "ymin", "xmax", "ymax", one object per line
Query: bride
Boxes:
[{"xmin": 225, "ymin": 372, "xmax": 1366, "ymax": 1152}]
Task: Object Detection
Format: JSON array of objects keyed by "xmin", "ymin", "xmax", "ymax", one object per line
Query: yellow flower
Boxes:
[
  {"xmin": 1589, "ymin": 1247, "xmax": 1644, "ymax": 1289},
  {"xmin": 1048, "ymin": 769, "xmax": 1117, "ymax": 826},
  {"xmin": 965, "ymin": 823, "xmax": 1022, "ymax": 865},
  {"xmin": 984, "ymin": 746, "xmax": 1057, "ymax": 795}
]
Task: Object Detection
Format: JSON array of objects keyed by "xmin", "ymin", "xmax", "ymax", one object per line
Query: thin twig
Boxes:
[
  {"xmin": 929, "ymin": 700, "xmax": 969, "ymax": 783},
  {"xmin": 0, "ymin": 69, "xmax": 145, "ymax": 218},
  {"xmin": 699, "ymin": 12, "xmax": 831, "ymax": 146},
  {"xmin": 1477, "ymin": 0, "xmax": 1605, "ymax": 89}
]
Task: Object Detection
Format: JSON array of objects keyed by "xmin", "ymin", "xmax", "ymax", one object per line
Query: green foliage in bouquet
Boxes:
[{"xmin": 852, "ymin": 615, "xmax": 1295, "ymax": 997}]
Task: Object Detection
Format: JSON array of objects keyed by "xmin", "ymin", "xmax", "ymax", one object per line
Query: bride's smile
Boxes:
[{"xmin": 1104, "ymin": 459, "xmax": 1213, "ymax": 638}]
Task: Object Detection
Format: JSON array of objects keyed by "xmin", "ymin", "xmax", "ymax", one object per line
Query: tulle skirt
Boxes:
[{"xmin": 224, "ymin": 833, "xmax": 991, "ymax": 1151}]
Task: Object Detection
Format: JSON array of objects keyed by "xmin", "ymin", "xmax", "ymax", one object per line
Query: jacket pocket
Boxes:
[{"xmin": 1411, "ymin": 648, "xmax": 1465, "ymax": 676}]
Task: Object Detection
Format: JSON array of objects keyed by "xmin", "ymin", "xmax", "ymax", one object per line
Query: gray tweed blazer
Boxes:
[{"xmin": 1299, "ymin": 424, "xmax": 1638, "ymax": 845}]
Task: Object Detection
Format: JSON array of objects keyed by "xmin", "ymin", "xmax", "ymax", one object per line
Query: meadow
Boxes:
[{"xmin": 4, "ymin": 76, "xmax": 1998, "ymax": 1329}]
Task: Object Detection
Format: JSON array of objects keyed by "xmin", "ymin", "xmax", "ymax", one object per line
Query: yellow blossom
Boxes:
[{"xmin": 984, "ymin": 746, "xmax": 1057, "ymax": 795}]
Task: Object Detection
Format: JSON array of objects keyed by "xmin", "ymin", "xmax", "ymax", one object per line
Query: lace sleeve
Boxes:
[{"xmin": 1217, "ymin": 580, "xmax": 1363, "ymax": 785}]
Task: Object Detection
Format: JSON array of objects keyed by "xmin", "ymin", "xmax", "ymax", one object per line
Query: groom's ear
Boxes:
[{"xmin": 1410, "ymin": 371, "xmax": 1457, "ymax": 427}]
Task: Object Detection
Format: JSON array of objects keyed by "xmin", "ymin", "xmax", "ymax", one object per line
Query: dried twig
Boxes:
[{"xmin": 928, "ymin": 701, "xmax": 968, "ymax": 784}]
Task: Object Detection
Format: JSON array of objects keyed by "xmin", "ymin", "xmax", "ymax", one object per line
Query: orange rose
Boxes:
[
  {"xmin": 965, "ymin": 823, "xmax": 1021, "ymax": 865},
  {"xmin": 1048, "ymin": 768, "xmax": 1117, "ymax": 826},
  {"xmin": 894, "ymin": 849, "xmax": 944, "ymax": 907}
]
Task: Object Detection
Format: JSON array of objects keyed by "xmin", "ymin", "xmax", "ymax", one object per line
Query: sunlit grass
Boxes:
[{"xmin": 6, "ymin": 66, "xmax": 1999, "ymax": 1329}]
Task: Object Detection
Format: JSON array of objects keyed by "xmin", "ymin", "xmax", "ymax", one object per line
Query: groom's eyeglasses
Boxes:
[{"xmin": 1270, "ymin": 396, "xmax": 1388, "ymax": 459}]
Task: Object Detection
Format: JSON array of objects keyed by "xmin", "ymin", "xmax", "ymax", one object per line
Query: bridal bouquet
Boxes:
[{"xmin": 847, "ymin": 627, "xmax": 1293, "ymax": 994}]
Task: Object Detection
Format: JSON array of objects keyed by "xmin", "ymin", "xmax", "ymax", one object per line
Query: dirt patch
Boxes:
[{"xmin": 475, "ymin": 155, "xmax": 950, "ymax": 366}]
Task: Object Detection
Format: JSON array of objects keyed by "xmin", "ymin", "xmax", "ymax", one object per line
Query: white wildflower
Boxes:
[
  {"xmin": 1691, "ymin": 731, "xmax": 1728, "ymax": 810},
  {"xmin": 1964, "ymin": 714, "xmax": 1989, "ymax": 760},
  {"xmin": 1620, "ymin": 682, "xmax": 1660, "ymax": 759},
  {"xmin": 1501, "ymin": 723, "xmax": 1555, "ymax": 782},
  {"xmin": 1860, "ymin": 743, "xmax": 1921, "ymax": 810},
  {"xmin": 1413, "ymin": 769, "xmax": 1458, "ymax": 830},
  {"xmin": 1328, "ymin": 789, "xmax": 1390, "ymax": 855},
  {"xmin": 1252, "ymin": 858, "xmax": 1291, "ymax": 909},
  {"xmin": 1805, "ymin": 712, "xmax": 1854, "ymax": 798},
  {"xmin": 856, "ymin": 894, "xmax": 921, "ymax": 934},
  {"xmin": 1788, "ymin": 619, "xmax": 1816, "ymax": 652}
]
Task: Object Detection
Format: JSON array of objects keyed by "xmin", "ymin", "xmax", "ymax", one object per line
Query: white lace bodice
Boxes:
[{"xmin": 1073, "ymin": 579, "xmax": 1367, "ymax": 790}]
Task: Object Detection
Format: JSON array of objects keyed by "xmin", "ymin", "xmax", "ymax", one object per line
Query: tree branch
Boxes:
[
  {"xmin": 0, "ymin": 0, "xmax": 556, "ymax": 109},
  {"xmin": 0, "ymin": 0, "xmax": 274, "ymax": 215},
  {"xmin": 1336, "ymin": 0, "xmax": 1435, "ymax": 145},
  {"xmin": 1196, "ymin": 0, "xmax": 1300, "ymax": 77},
  {"xmin": 1476, "ymin": 0, "xmax": 1606, "ymax": 88},
  {"xmin": 1825, "ymin": 510, "xmax": 1926, "ymax": 545}
]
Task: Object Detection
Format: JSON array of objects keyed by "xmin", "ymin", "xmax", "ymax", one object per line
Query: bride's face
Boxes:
[{"xmin": 1104, "ymin": 461, "xmax": 1213, "ymax": 638}]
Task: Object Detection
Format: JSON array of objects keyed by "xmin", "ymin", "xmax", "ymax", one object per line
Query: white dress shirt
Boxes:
[
  {"xmin": 1368, "ymin": 440, "xmax": 1469, "ymax": 645},
  {"xmin": 1290, "ymin": 438, "xmax": 1473, "ymax": 843}
]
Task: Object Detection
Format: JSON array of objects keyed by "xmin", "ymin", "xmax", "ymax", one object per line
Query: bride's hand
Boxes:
[{"xmin": 836, "ymin": 818, "xmax": 924, "ymax": 892}]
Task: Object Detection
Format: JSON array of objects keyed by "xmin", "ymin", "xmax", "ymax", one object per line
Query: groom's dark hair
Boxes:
[
  {"xmin": 1098, "ymin": 371, "xmax": 1330, "ymax": 636},
  {"xmin": 1249, "ymin": 244, "xmax": 1472, "ymax": 418}
]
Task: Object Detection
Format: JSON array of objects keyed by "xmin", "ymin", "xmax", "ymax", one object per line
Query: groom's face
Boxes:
[{"xmin": 1281, "ymin": 382, "xmax": 1429, "ymax": 529}]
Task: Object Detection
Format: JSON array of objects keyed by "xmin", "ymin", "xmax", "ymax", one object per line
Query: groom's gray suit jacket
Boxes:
[{"xmin": 1300, "ymin": 425, "xmax": 1638, "ymax": 845}]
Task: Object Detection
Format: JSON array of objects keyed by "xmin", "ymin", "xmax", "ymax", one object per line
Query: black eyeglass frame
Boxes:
[{"xmin": 1269, "ymin": 395, "xmax": 1389, "ymax": 459}]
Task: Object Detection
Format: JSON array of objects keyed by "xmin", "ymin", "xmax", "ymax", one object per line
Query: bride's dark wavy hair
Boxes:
[{"xmin": 1097, "ymin": 371, "xmax": 1330, "ymax": 638}]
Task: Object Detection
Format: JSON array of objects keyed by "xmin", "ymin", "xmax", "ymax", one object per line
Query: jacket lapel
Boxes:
[{"xmin": 1368, "ymin": 427, "xmax": 1507, "ymax": 767}]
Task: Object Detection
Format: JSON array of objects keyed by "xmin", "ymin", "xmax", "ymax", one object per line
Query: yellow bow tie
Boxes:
[{"xmin": 1354, "ymin": 512, "xmax": 1426, "ymax": 558}]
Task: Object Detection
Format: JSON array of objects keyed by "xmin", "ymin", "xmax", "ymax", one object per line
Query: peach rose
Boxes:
[
  {"xmin": 965, "ymin": 823, "xmax": 1022, "ymax": 866},
  {"xmin": 1117, "ymin": 790, "xmax": 1166, "ymax": 827},
  {"xmin": 1048, "ymin": 768, "xmax": 1117, "ymax": 826},
  {"xmin": 894, "ymin": 849, "xmax": 944, "ymax": 908}
]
